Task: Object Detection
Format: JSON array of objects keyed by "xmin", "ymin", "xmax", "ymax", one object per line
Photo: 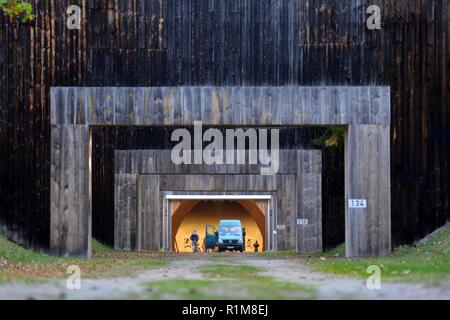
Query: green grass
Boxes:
[
  {"xmin": 124, "ymin": 257, "xmax": 167, "ymax": 270},
  {"xmin": 145, "ymin": 277, "xmax": 316, "ymax": 300},
  {"xmin": 256, "ymin": 224, "xmax": 450, "ymax": 284},
  {"xmin": 0, "ymin": 234, "xmax": 57, "ymax": 264},
  {"xmin": 144, "ymin": 260, "xmax": 316, "ymax": 300},
  {"xmin": 0, "ymin": 234, "xmax": 167, "ymax": 283},
  {"xmin": 199, "ymin": 264, "xmax": 262, "ymax": 279},
  {"xmin": 305, "ymin": 225, "xmax": 450, "ymax": 283},
  {"xmin": 146, "ymin": 279, "xmax": 220, "ymax": 300},
  {"xmin": 244, "ymin": 276, "xmax": 316, "ymax": 300},
  {"xmin": 91, "ymin": 239, "xmax": 115, "ymax": 254}
]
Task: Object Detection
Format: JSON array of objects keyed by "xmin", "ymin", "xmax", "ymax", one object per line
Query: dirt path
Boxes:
[{"xmin": 0, "ymin": 255, "xmax": 449, "ymax": 300}]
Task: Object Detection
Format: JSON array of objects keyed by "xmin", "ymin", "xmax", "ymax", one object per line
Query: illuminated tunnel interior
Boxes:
[{"xmin": 171, "ymin": 200, "xmax": 266, "ymax": 253}]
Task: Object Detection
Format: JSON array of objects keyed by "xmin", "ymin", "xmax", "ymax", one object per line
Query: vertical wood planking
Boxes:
[
  {"xmin": 296, "ymin": 150, "xmax": 323, "ymax": 253},
  {"xmin": 50, "ymin": 124, "xmax": 90, "ymax": 257},
  {"xmin": 345, "ymin": 125, "xmax": 391, "ymax": 257},
  {"xmin": 53, "ymin": 86, "xmax": 390, "ymax": 126},
  {"xmin": 2, "ymin": 0, "xmax": 448, "ymax": 254},
  {"xmin": 139, "ymin": 175, "xmax": 161, "ymax": 250},
  {"xmin": 114, "ymin": 173, "xmax": 137, "ymax": 251},
  {"xmin": 113, "ymin": 148, "xmax": 325, "ymax": 253}
]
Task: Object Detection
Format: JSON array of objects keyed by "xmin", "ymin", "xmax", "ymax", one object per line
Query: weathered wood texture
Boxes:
[
  {"xmin": 139, "ymin": 175, "xmax": 161, "ymax": 251},
  {"xmin": 297, "ymin": 150, "xmax": 323, "ymax": 254},
  {"xmin": 345, "ymin": 125, "xmax": 391, "ymax": 257},
  {"xmin": 58, "ymin": 83, "xmax": 386, "ymax": 257},
  {"xmin": 115, "ymin": 149, "xmax": 313, "ymax": 175},
  {"xmin": 94, "ymin": 127, "xmax": 342, "ymax": 249},
  {"xmin": 0, "ymin": 0, "xmax": 448, "ymax": 252},
  {"xmin": 140, "ymin": 174, "xmax": 287, "ymax": 250},
  {"xmin": 114, "ymin": 174, "xmax": 138, "ymax": 251},
  {"xmin": 50, "ymin": 125, "xmax": 91, "ymax": 257},
  {"xmin": 114, "ymin": 149, "xmax": 321, "ymax": 251},
  {"xmin": 53, "ymin": 84, "xmax": 389, "ymax": 257},
  {"xmin": 51, "ymin": 86, "xmax": 390, "ymax": 126}
]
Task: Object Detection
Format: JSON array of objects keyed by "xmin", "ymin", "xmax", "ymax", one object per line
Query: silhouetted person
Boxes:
[
  {"xmin": 190, "ymin": 230, "xmax": 199, "ymax": 253},
  {"xmin": 253, "ymin": 240, "xmax": 260, "ymax": 253}
]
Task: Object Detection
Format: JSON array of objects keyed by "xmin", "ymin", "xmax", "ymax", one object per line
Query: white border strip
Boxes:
[{"xmin": 165, "ymin": 195, "xmax": 272, "ymax": 200}]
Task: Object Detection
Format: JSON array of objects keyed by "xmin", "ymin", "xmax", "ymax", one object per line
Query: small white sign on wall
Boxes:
[
  {"xmin": 277, "ymin": 225, "xmax": 286, "ymax": 230},
  {"xmin": 349, "ymin": 199, "xmax": 367, "ymax": 208},
  {"xmin": 297, "ymin": 219, "xmax": 309, "ymax": 225}
]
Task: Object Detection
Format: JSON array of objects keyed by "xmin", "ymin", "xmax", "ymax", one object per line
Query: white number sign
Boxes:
[
  {"xmin": 349, "ymin": 199, "xmax": 367, "ymax": 208},
  {"xmin": 297, "ymin": 219, "xmax": 309, "ymax": 225}
]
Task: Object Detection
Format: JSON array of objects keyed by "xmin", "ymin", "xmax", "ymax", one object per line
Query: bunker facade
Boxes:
[
  {"xmin": 50, "ymin": 86, "xmax": 391, "ymax": 258},
  {"xmin": 0, "ymin": 1, "xmax": 448, "ymax": 257}
]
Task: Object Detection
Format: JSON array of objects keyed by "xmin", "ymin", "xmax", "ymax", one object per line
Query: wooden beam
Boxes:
[{"xmin": 51, "ymin": 86, "xmax": 391, "ymax": 126}]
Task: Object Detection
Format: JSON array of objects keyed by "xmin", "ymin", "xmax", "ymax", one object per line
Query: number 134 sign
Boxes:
[{"xmin": 349, "ymin": 199, "xmax": 367, "ymax": 208}]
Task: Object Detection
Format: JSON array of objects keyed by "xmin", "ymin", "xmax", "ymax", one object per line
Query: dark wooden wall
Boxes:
[{"xmin": 0, "ymin": 0, "xmax": 448, "ymax": 251}]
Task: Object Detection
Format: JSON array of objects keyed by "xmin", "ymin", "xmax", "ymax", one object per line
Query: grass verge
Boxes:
[
  {"xmin": 0, "ymin": 235, "xmax": 167, "ymax": 284},
  {"xmin": 258, "ymin": 224, "xmax": 450, "ymax": 284},
  {"xmin": 264, "ymin": 225, "xmax": 450, "ymax": 284}
]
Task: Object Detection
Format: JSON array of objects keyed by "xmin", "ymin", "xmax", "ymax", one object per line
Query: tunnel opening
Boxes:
[
  {"xmin": 166, "ymin": 195, "xmax": 273, "ymax": 253},
  {"xmin": 96, "ymin": 126, "xmax": 345, "ymax": 254}
]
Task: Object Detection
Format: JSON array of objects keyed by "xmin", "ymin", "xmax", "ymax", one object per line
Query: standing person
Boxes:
[
  {"xmin": 253, "ymin": 240, "xmax": 260, "ymax": 253},
  {"xmin": 190, "ymin": 230, "xmax": 199, "ymax": 253}
]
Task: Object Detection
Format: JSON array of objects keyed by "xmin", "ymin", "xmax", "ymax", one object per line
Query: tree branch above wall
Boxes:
[{"xmin": 0, "ymin": 0, "xmax": 33, "ymax": 23}]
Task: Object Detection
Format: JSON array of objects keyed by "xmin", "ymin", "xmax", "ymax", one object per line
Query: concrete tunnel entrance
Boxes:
[{"xmin": 164, "ymin": 195, "xmax": 274, "ymax": 253}]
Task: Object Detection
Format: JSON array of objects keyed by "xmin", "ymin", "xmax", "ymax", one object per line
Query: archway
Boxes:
[{"xmin": 50, "ymin": 86, "xmax": 391, "ymax": 258}]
